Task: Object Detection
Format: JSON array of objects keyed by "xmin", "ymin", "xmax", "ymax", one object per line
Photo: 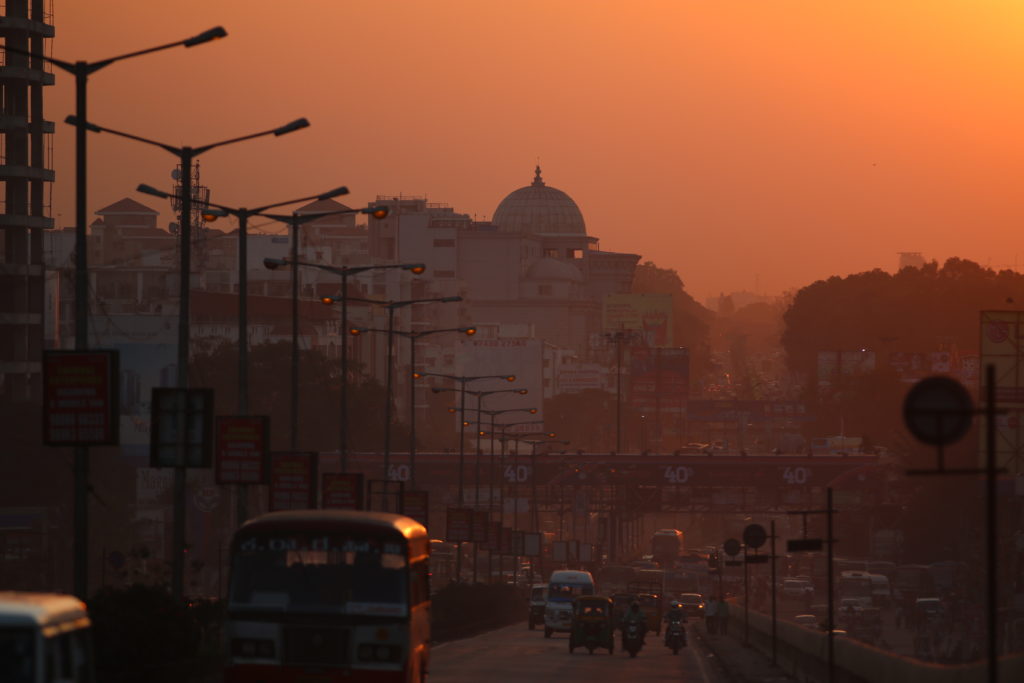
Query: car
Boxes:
[
  {"xmin": 794, "ymin": 614, "xmax": 819, "ymax": 628},
  {"xmin": 782, "ymin": 578, "xmax": 815, "ymax": 601},
  {"xmin": 677, "ymin": 593, "xmax": 706, "ymax": 618}
]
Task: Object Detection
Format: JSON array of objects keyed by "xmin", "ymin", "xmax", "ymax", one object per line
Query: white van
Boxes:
[
  {"xmin": 0, "ymin": 592, "xmax": 95, "ymax": 683},
  {"xmin": 544, "ymin": 570, "xmax": 595, "ymax": 638}
]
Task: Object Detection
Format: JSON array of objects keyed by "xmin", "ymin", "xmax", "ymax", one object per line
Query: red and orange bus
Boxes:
[{"xmin": 225, "ymin": 510, "xmax": 430, "ymax": 682}]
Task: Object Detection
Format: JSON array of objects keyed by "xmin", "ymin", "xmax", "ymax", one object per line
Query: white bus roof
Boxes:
[{"xmin": 0, "ymin": 592, "xmax": 90, "ymax": 634}]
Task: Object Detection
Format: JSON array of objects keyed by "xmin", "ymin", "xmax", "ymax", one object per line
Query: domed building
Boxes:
[{"xmin": 493, "ymin": 166, "xmax": 587, "ymax": 236}]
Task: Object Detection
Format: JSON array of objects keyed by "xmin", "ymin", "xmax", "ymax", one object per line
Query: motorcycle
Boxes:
[
  {"xmin": 623, "ymin": 621, "xmax": 645, "ymax": 658},
  {"xmin": 665, "ymin": 619, "xmax": 687, "ymax": 654}
]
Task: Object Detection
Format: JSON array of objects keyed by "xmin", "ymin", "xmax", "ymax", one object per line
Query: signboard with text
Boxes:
[
  {"xmin": 150, "ymin": 388, "xmax": 214, "ymax": 468},
  {"xmin": 445, "ymin": 507, "xmax": 473, "ymax": 543},
  {"xmin": 629, "ymin": 347, "xmax": 689, "ymax": 413},
  {"xmin": 268, "ymin": 452, "xmax": 318, "ymax": 511},
  {"xmin": 603, "ymin": 293, "xmax": 673, "ymax": 346},
  {"xmin": 214, "ymin": 416, "xmax": 268, "ymax": 485},
  {"xmin": 321, "ymin": 473, "xmax": 364, "ymax": 510},
  {"xmin": 471, "ymin": 511, "xmax": 490, "ymax": 544},
  {"xmin": 401, "ymin": 490, "xmax": 429, "ymax": 528},
  {"xmin": 43, "ymin": 350, "xmax": 119, "ymax": 446}
]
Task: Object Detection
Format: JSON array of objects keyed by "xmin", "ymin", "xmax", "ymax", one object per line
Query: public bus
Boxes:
[
  {"xmin": 651, "ymin": 529, "xmax": 685, "ymax": 567},
  {"xmin": 225, "ymin": 510, "xmax": 430, "ymax": 682},
  {"xmin": 0, "ymin": 591, "xmax": 95, "ymax": 683}
]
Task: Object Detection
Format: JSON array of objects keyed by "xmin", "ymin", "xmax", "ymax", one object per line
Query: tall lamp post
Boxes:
[
  {"xmin": 346, "ymin": 296, "xmax": 462, "ymax": 477},
  {"xmin": 523, "ymin": 439, "xmax": 569, "ymax": 532},
  {"xmin": 348, "ymin": 323, "xmax": 476, "ymax": 487},
  {"xmin": 264, "ymin": 257, "xmax": 425, "ymax": 466},
  {"xmin": 412, "ymin": 373, "xmax": 517, "ymax": 504},
  {"xmin": 443, "ymin": 388, "xmax": 531, "ymax": 507},
  {"xmin": 70, "ymin": 115, "xmax": 310, "ymax": 601},
  {"xmin": 463, "ymin": 407, "xmax": 538, "ymax": 517},
  {"xmin": 5, "ymin": 25, "xmax": 226, "ymax": 600}
]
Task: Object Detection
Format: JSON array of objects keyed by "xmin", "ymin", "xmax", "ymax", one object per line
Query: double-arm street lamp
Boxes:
[
  {"xmin": 349, "ymin": 321, "xmax": 475, "ymax": 487},
  {"xmin": 414, "ymin": 373, "xmax": 516, "ymax": 504},
  {"xmin": 264, "ymin": 257, "xmax": 425, "ymax": 467},
  {"xmin": 69, "ymin": 114, "xmax": 309, "ymax": 602},
  {"xmin": 344, "ymin": 296, "xmax": 462, "ymax": 477},
  {"xmin": 440, "ymin": 388, "xmax": 531, "ymax": 507},
  {"xmin": 523, "ymin": 439, "xmax": 571, "ymax": 532},
  {"xmin": 5, "ymin": 25, "xmax": 225, "ymax": 601}
]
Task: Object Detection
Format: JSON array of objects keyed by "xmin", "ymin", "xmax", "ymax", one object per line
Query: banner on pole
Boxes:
[
  {"xmin": 445, "ymin": 507, "xmax": 473, "ymax": 543},
  {"xmin": 401, "ymin": 490, "xmax": 429, "ymax": 528}
]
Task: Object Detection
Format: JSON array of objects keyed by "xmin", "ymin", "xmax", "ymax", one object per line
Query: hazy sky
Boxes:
[{"xmin": 50, "ymin": 1, "xmax": 1023, "ymax": 303}]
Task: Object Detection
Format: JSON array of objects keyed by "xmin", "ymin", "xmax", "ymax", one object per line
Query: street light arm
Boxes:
[
  {"xmin": 65, "ymin": 116, "xmax": 181, "ymax": 154},
  {"xmin": 0, "ymin": 43, "xmax": 75, "ymax": 72},
  {"xmin": 192, "ymin": 118, "xmax": 309, "ymax": 156}
]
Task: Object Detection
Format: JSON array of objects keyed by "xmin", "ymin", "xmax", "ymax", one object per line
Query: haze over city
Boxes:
[{"xmin": 51, "ymin": 0, "xmax": 1023, "ymax": 301}]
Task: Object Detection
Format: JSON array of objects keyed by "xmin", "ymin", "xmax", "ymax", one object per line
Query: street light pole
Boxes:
[
  {"xmin": 8, "ymin": 26, "xmax": 226, "ymax": 601},
  {"xmin": 76, "ymin": 115, "xmax": 310, "ymax": 601}
]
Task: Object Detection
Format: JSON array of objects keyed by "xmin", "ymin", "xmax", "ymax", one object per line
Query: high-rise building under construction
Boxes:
[{"xmin": 0, "ymin": 1, "xmax": 54, "ymax": 401}]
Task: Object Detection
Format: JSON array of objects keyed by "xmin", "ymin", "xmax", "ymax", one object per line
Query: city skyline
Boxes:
[{"xmin": 48, "ymin": 1, "xmax": 1023, "ymax": 301}]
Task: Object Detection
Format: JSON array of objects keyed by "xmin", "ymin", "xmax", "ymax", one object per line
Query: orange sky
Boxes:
[{"xmin": 50, "ymin": 1, "xmax": 1023, "ymax": 303}]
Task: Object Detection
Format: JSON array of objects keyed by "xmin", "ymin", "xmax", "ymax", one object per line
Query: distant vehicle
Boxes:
[
  {"xmin": 913, "ymin": 597, "xmax": 945, "ymax": 624},
  {"xmin": 545, "ymin": 570, "xmax": 595, "ymax": 638},
  {"xmin": 868, "ymin": 573, "xmax": 891, "ymax": 607},
  {"xmin": 892, "ymin": 564, "xmax": 935, "ymax": 603},
  {"xmin": 794, "ymin": 614, "xmax": 819, "ymax": 628},
  {"xmin": 651, "ymin": 529, "xmax": 685, "ymax": 567},
  {"xmin": 677, "ymin": 593, "xmax": 705, "ymax": 618},
  {"xmin": 782, "ymin": 578, "xmax": 814, "ymax": 602},
  {"xmin": 0, "ymin": 591, "xmax": 95, "ymax": 683},
  {"xmin": 225, "ymin": 510, "xmax": 431, "ymax": 683},
  {"xmin": 837, "ymin": 570, "xmax": 874, "ymax": 608}
]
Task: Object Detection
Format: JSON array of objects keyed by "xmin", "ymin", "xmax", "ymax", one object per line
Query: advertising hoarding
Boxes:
[
  {"xmin": 321, "ymin": 473, "xmax": 364, "ymax": 510},
  {"xmin": 629, "ymin": 347, "xmax": 689, "ymax": 412},
  {"xmin": 980, "ymin": 311, "xmax": 1024, "ymax": 473},
  {"xmin": 603, "ymin": 293, "xmax": 673, "ymax": 347},
  {"xmin": 268, "ymin": 452, "xmax": 318, "ymax": 511},
  {"xmin": 445, "ymin": 507, "xmax": 473, "ymax": 543},
  {"xmin": 43, "ymin": 350, "xmax": 119, "ymax": 446},
  {"xmin": 214, "ymin": 416, "xmax": 269, "ymax": 485},
  {"xmin": 149, "ymin": 388, "xmax": 214, "ymax": 468}
]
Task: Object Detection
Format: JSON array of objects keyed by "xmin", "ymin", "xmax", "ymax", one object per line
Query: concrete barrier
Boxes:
[{"xmin": 737, "ymin": 605, "xmax": 1024, "ymax": 683}]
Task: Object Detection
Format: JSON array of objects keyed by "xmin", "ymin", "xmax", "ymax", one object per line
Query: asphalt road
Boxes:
[{"xmin": 429, "ymin": 621, "xmax": 729, "ymax": 683}]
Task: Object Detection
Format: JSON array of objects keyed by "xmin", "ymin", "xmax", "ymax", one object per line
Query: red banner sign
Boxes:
[
  {"xmin": 215, "ymin": 416, "xmax": 268, "ymax": 485},
  {"xmin": 268, "ymin": 452, "xmax": 318, "ymax": 511},
  {"xmin": 401, "ymin": 490, "xmax": 429, "ymax": 528},
  {"xmin": 43, "ymin": 350, "xmax": 119, "ymax": 446},
  {"xmin": 445, "ymin": 507, "xmax": 473, "ymax": 543},
  {"xmin": 322, "ymin": 473, "xmax": 364, "ymax": 510}
]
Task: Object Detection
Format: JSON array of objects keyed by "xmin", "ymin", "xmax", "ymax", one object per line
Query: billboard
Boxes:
[
  {"xmin": 603, "ymin": 293, "xmax": 673, "ymax": 347},
  {"xmin": 214, "ymin": 416, "xmax": 269, "ymax": 485},
  {"xmin": 268, "ymin": 452, "xmax": 318, "ymax": 511},
  {"xmin": 43, "ymin": 350, "xmax": 119, "ymax": 446},
  {"xmin": 817, "ymin": 350, "xmax": 876, "ymax": 392},
  {"xmin": 445, "ymin": 507, "xmax": 473, "ymax": 543},
  {"xmin": 555, "ymin": 362, "xmax": 607, "ymax": 395},
  {"xmin": 629, "ymin": 347, "xmax": 689, "ymax": 413},
  {"xmin": 980, "ymin": 311, "xmax": 1024, "ymax": 473},
  {"xmin": 321, "ymin": 473, "xmax": 364, "ymax": 510}
]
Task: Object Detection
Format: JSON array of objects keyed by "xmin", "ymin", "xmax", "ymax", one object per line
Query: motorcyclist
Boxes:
[
  {"xmin": 663, "ymin": 601, "xmax": 687, "ymax": 646},
  {"xmin": 620, "ymin": 600, "xmax": 647, "ymax": 648}
]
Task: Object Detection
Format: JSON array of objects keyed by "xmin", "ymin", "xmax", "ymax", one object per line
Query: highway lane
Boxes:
[{"xmin": 429, "ymin": 621, "xmax": 727, "ymax": 683}]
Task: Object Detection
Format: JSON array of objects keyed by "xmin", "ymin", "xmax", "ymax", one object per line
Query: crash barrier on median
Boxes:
[
  {"xmin": 736, "ymin": 603, "xmax": 1024, "ymax": 683},
  {"xmin": 431, "ymin": 582, "xmax": 528, "ymax": 643}
]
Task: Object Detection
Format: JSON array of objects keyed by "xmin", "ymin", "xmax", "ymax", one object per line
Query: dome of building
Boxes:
[
  {"xmin": 493, "ymin": 166, "xmax": 586, "ymax": 235},
  {"xmin": 525, "ymin": 257, "xmax": 584, "ymax": 282}
]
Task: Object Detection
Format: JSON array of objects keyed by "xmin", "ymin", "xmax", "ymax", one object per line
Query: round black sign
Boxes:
[
  {"xmin": 903, "ymin": 376, "xmax": 974, "ymax": 446},
  {"xmin": 723, "ymin": 538, "xmax": 741, "ymax": 557},
  {"xmin": 743, "ymin": 523, "xmax": 768, "ymax": 550}
]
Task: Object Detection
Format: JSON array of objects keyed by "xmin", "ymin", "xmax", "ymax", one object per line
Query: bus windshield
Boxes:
[{"xmin": 230, "ymin": 532, "xmax": 408, "ymax": 616}]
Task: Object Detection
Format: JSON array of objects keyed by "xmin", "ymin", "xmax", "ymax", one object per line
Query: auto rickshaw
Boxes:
[
  {"xmin": 568, "ymin": 596, "xmax": 615, "ymax": 655},
  {"xmin": 636, "ymin": 592, "xmax": 663, "ymax": 636}
]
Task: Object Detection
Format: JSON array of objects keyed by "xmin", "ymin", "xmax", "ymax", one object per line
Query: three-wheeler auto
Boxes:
[{"xmin": 568, "ymin": 596, "xmax": 615, "ymax": 655}]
